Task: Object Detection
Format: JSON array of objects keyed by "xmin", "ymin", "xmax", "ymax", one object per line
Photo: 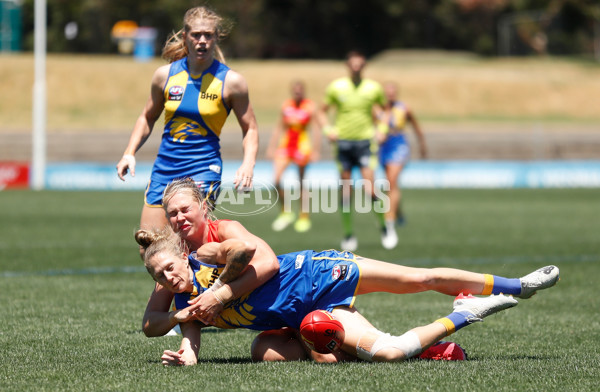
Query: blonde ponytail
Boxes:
[
  {"xmin": 161, "ymin": 28, "xmax": 188, "ymax": 63},
  {"xmin": 161, "ymin": 6, "xmax": 233, "ymax": 64}
]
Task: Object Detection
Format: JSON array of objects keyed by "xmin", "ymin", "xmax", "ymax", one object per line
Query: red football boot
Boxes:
[{"xmin": 418, "ymin": 341, "xmax": 468, "ymax": 361}]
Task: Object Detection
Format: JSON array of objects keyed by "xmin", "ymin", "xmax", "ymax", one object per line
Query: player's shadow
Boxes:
[
  {"xmin": 429, "ymin": 354, "xmax": 557, "ymax": 361},
  {"xmin": 199, "ymin": 357, "xmax": 254, "ymax": 364},
  {"xmin": 492, "ymin": 354, "xmax": 558, "ymax": 360},
  {"xmin": 147, "ymin": 357, "xmax": 254, "ymax": 365},
  {"xmin": 129, "ymin": 327, "xmax": 227, "ymax": 336}
]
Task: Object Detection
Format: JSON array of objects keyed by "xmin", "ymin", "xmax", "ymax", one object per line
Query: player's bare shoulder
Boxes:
[
  {"xmin": 217, "ymin": 219, "xmax": 247, "ymax": 240},
  {"xmin": 223, "ymin": 69, "xmax": 249, "ymax": 97},
  {"xmin": 151, "ymin": 64, "xmax": 171, "ymax": 88}
]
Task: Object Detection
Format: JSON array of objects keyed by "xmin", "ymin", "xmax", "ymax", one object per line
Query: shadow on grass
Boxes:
[
  {"xmin": 147, "ymin": 354, "xmax": 558, "ymax": 365},
  {"xmin": 127, "ymin": 328, "xmax": 226, "ymax": 335},
  {"xmin": 461, "ymin": 354, "xmax": 558, "ymax": 361},
  {"xmin": 146, "ymin": 357, "xmax": 254, "ymax": 365}
]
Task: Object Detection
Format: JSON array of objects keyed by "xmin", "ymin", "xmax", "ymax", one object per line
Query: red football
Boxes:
[{"xmin": 299, "ymin": 310, "xmax": 345, "ymax": 354}]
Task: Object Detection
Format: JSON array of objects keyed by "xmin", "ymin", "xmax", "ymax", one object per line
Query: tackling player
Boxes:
[{"xmin": 136, "ymin": 178, "xmax": 560, "ymax": 365}]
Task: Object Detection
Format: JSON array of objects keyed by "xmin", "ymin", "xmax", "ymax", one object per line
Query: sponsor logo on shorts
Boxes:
[
  {"xmin": 295, "ymin": 255, "xmax": 305, "ymax": 269},
  {"xmin": 168, "ymin": 86, "xmax": 184, "ymax": 101},
  {"xmin": 209, "ymin": 164, "xmax": 221, "ymax": 174},
  {"xmin": 332, "ymin": 264, "xmax": 348, "ymax": 281}
]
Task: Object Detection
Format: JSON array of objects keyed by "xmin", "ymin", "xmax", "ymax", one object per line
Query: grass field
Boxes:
[{"xmin": 1, "ymin": 188, "xmax": 599, "ymax": 391}]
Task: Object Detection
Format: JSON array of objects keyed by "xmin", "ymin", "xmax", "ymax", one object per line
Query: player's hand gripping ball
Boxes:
[{"xmin": 300, "ymin": 310, "xmax": 345, "ymax": 354}]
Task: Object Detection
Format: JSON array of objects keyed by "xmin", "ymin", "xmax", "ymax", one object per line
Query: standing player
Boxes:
[
  {"xmin": 379, "ymin": 81, "xmax": 427, "ymax": 229},
  {"xmin": 116, "ymin": 6, "xmax": 258, "ymax": 254},
  {"xmin": 266, "ymin": 80, "xmax": 321, "ymax": 233},
  {"xmin": 320, "ymin": 51, "xmax": 392, "ymax": 251}
]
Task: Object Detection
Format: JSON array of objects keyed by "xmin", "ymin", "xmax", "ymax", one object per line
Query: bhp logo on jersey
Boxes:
[
  {"xmin": 200, "ymin": 91, "xmax": 218, "ymax": 101},
  {"xmin": 168, "ymin": 86, "xmax": 184, "ymax": 101},
  {"xmin": 215, "ymin": 179, "xmax": 278, "ymax": 217}
]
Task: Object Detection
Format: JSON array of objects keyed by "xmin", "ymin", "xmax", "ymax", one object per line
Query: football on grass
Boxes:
[{"xmin": 300, "ymin": 310, "xmax": 345, "ymax": 354}]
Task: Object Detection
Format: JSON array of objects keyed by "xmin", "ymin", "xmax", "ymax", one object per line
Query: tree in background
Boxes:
[{"xmin": 17, "ymin": 0, "xmax": 600, "ymax": 58}]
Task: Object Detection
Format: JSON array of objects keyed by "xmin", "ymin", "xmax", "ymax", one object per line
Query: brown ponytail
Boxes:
[{"xmin": 134, "ymin": 226, "xmax": 185, "ymax": 275}]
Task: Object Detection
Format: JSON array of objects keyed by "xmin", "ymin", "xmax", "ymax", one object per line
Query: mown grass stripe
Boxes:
[{"xmin": 2, "ymin": 253, "xmax": 596, "ymax": 278}]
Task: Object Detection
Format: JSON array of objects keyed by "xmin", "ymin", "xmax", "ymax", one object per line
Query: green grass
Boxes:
[{"xmin": 1, "ymin": 188, "xmax": 599, "ymax": 391}]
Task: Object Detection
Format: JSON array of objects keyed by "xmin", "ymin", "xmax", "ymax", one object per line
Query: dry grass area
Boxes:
[{"xmin": 1, "ymin": 51, "xmax": 599, "ymax": 133}]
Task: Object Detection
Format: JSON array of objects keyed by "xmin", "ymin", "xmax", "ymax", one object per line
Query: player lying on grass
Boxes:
[
  {"xmin": 135, "ymin": 179, "xmax": 560, "ymax": 365},
  {"xmin": 136, "ymin": 225, "xmax": 559, "ymax": 365}
]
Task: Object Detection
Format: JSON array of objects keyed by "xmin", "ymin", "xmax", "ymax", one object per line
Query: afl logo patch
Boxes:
[
  {"xmin": 168, "ymin": 85, "xmax": 184, "ymax": 101},
  {"xmin": 331, "ymin": 264, "xmax": 348, "ymax": 281}
]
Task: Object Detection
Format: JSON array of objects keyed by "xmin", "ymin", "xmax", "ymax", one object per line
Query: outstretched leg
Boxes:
[
  {"xmin": 333, "ymin": 294, "xmax": 517, "ymax": 362},
  {"xmin": 354, "ymin": 257, "xmax": 559, "ymax": 299}
]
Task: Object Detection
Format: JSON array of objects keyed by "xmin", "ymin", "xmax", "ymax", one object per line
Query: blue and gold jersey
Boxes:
[
  {"xmin": 174, "ymin": 249, "xmax": 362, "ymax": 331},
  {"xmin": 151, "ymin": 59, "xmax": 231, "ymax": 183},
  {"xmin": 387, "ymin": 101, "xmax": 408, "ymax": 134}
]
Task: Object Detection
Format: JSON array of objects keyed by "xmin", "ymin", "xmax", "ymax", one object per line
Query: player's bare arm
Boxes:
[
  {"xmin": 319, "ymin": 103, "xmax": 337, "ymax": 142},
  {"xmin": 187, "ymin": 221, "xmax": 279, "ymax": 323},
  {"xmin": 162, "ymin": 321, "xmax": 202, "ymax": 366},
  {"xmin": 374, "ymin": 105, "xmax": 389, "ymax": 145},
  {"xmin": 202, "ymin": 220, "xmax": 278, "ymax": 294},
  {"xmin": 142, "ymin": 282, "xmax": 176, "ymax": 337},
  {"xmin": 195, "ymin": 238, "xmax": 257, "ymax": 279},
  {"xmin": 217, "ymin": 220, "xmax": 279, "ymax": 295},
  {"xmin": 224, "ymin": 70, "xmax": 258, "ymax": 189},
  {"xmin": 309, "ymin": 103, "xmax": 322, "ymax": 161},
  {"xmin": 142, "ymin": 280, "xmax": 203, "ymax": 338},
  {"xmin": 117, "ymin": 65, "xmax": 168, "ymax": 180},
  {"xmin": 407, "ymin": 109, "xmax": 427, "ymax": 159}
]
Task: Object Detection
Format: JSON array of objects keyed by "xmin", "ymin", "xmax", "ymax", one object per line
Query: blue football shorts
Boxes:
[{"xmin": 379, "ymin": 133, "xmax": 410, "ymax": 166}]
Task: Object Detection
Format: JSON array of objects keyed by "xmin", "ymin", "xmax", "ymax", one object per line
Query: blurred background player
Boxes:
[
  {"xmin": 266, "ymin": 80, "xmax": 321, "ymax": 233},
  {"xmin": 116, "ymin": 6, "xmax": 258, "ymax": 254},
  {"xmin": 378, "ymin": 81, "xmax": 427, "ymax": 230},
  {"xmin": 319, "ymin": 50, "xmax": 392, "ymax": 251}
]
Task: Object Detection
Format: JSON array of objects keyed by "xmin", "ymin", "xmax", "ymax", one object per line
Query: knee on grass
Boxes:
[
  {"xmin": 251, "ymin": 329, "xmax": 309, "ymax": 362},
  {"xmin": 357, "ymin": 330, "xmax": 422, "ymax": 362}
]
